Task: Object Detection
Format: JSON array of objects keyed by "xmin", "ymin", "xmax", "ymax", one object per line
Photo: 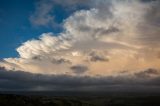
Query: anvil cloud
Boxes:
[{"xmin": 0, "ymin": 0, "xmax": 160, "ymax": 91}]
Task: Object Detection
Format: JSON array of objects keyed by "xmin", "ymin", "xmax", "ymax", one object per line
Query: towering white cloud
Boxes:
[
  {"xmin": 17, "ymin": 33, "xmax": 71, "ymax": 59},
  {"xmin": 1, "ymin": 0, "xmax": 160, "ymax": 77}
]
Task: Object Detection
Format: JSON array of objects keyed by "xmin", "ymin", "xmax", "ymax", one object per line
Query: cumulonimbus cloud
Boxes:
[{"xmin": 0, "ymin": 0, "xmax": 160, "ymax": 77}]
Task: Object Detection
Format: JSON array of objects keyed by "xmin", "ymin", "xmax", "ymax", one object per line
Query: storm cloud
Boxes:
[
  {"xmin": 0, "ymin": 0, "xmax": 160, "ymax": 81},
  {"xmin": 0, "ymin": 67, "xmax": 160, "ymax": 91}
]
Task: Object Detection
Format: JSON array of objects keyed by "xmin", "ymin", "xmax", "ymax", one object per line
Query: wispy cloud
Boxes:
[{"xmin": 29, "ymin": 0, "xmax": 91, "ymax": 27}]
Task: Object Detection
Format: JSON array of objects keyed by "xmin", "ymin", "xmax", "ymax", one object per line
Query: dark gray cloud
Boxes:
[
  {"xmin": 89, "ymin": 51, "xmax": 109, "ymax": 62},
  {"xmin": 51, "ymin": 58, "xmax": 71, "ymax": 64},
  {"xmin": 0, "ymin": 67, "xmax": 160, "ymax": 91},
  {"xmin": 32, "ymin": 55, "xmax": 71, "ymax": 64},
  {"xmin": 32, "ymin": 55, "xmax": 43, "ymax": 61},
  {"xmin": 70, "ymin": 65, "xmax": 88, "ymax": 74},
  {"xmin": 134, "ymin": 68, "xmax": 159, "ymax": 78}
]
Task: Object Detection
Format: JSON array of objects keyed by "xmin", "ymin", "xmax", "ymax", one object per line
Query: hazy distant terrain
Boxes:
[{"xmin": 0, "ymin": 92, "xmax": 160, "ymax": 106}]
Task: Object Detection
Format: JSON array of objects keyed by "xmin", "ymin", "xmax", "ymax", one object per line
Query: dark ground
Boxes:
[{"xmin": 0, "ymin": 92, "xmax": 160, "ymax": 106}]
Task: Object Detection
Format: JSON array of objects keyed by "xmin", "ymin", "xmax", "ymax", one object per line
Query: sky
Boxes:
[{"xmin": 0, "ymin": 0, "xmax": 160, "ymax": 91}]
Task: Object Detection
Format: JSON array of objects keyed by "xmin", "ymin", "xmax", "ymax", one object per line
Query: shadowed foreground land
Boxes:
[{"xmin": 0, "ymin": 92, "xmax": 160, "ymax": 106}]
